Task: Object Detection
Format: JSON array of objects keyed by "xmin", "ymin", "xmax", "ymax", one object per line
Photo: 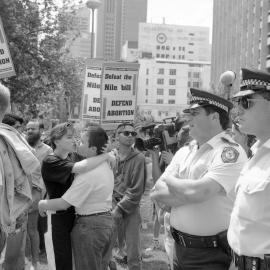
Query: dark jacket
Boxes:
[{"xmin": 114, "ymin": 149, "xmax": 146, "ymax": 215}]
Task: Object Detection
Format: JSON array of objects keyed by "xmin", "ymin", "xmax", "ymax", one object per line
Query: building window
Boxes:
[
  {"xmin": 193, "ymin": 72, "xmax": 200, "ymax": 78},
  {"xmin": 168, "ymin": 100, "xmax": 175, "ymax": 104},
  {"xmin": 188, "ymin": 81, "xmax": 191, "ymax": 87},
  {"xmin": 156, "ymin": 45, "xmax": 160, "ymax": 49},
  {"xmin": 161, "ymin": 54, "xmax": 165, "ymax": 58},
  {"xmin": 188, "ymin": 51, "xmax": 194, "ymax": 54},
  {"xmin": 146, "ymin": 68, "xmax": 149, "ymax": 75},
  {"xmin": 169, "ymin": 79, "xmax": 176, "ymax": 85},
  {"xmin": 166, "ymin": 54, "xmax": 169, "ymax": 58},
  {"xmin": 158, "ymin": 111, "xmax": 161, "ymax": 116},
  {"xmin": 193, "ymin": 81, "xmax": 200, "ymax": 88},
  {"xmin": 169, "ymin": 89, "xmax": 176, "ymax": 95},
  {"xmin": 169, "ymin": 69, "xmax": 176, "ymax": 75},
  {"xmin": 161, "ymin": 45, "xmax": 165, "ymax": 50},
  {"xmin": 173, "ymin": 55, "xmax": 175, "ymax": 59},
  {"xmin": 145, "ymin": 99, "xmax": 148, "ymax": 103},
  {"xmin": 189, "ymin": 42, "xmax": 194, "ymax": 45},
  {"xmin": 188, "ymin": 71, "xmax": 192, "ymax": 78},
  {"xmin": 189, "ymin": 33, "xmax": 195, "ymax": 36},
  {"xmin": 178, "ymin": 46, "xmax": 181, "ymax": 51},
  {"xmin": 145, "ymin": 89, "xmax": 148, "ymax": 95},
  {"xmin": 146, "ymin": 78, "xmax": 149, "ymax": 85},
  {"xmin": 157, "ymin": 78, "xmax": 164, "ymax": 85},
  {"xmin": 157, "ymin": 88, "xmax": 164, "ymax": 95},
  {"xmin": 182, "ymin": 55, "xmax": 185, "ymax": 59},
  {"xmin": 158, "ymin": 68, "xmax": 164, "ymax": 74},
  {"xmin": 156, "ymin": 53, "xmax": 160, "ymax": 58},
  {"xmin": 173, "ymin": 46, "xmax": 175, "ymax": 51},
  {"xmin": 182, "ymin": 47, "xmax": 185, "ymax": 51},
  {"xmin": 166, "ymin": 46, "xmax": 170, "ymax": 50},
  {"xmin": 157, "ymin": 99, "xmax": 164, "ymax": 104}
]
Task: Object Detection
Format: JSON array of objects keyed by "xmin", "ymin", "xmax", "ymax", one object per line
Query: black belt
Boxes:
[
  {"xmin": 232, "ymin": 252, "xmax": 266, "ymax": 270},
  {"xmin": 170, "ymin": 227, "xmax": 226, "ymax": 249},
  {"xmin": 76, "ymin": 211, "xmax": 111, "ymax": 218}
]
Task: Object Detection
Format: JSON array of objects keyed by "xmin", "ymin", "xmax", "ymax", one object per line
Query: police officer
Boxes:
[
  {"xmin": 228, "ymin": 68, "xmax": 270, "ymax": 270},
  {"xmin": 151, "ymin": 88, "xmax": 248, "ymax": 270}
]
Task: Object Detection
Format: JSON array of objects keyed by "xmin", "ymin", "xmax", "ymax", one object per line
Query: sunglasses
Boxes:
[
  {"xmin": 119, "ymin": 131, "xmax": 137, "ymax": 137},
  {"xmin": 235, "ymin": 97, "xmax": 266, "ymax": 110}
]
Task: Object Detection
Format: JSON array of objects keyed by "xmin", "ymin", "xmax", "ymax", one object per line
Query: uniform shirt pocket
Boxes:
[{"xmin": 236, "ymin": 177, "xmax": 270, "ymax": 221}]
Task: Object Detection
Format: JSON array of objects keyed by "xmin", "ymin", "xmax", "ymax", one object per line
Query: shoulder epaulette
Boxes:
[{"xmin": 221, "ymin": 137, "xmax": 239, "ymax": 147}]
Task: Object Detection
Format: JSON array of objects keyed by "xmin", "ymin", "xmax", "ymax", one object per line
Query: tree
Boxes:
[{"xmin": 0, "ymin": 0, "xmax": 84, "ymax": 121}]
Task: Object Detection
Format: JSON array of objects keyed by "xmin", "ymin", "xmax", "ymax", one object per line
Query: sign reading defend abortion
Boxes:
[
  {"xmin": 101, "ymin": 62, "xmax": 139, "ymax": 123},
  {"xmin": 82, "ymin": 62, "xmax": 102, "ymax": 121},
  {"xmin": 0, "ymin": 17, "xmax": 15, "ymax": 79}
]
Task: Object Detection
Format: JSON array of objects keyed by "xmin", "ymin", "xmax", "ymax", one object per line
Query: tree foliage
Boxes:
[{"xmin": 0, "ymin": 0, "xmax": 85, "ymax": 120}]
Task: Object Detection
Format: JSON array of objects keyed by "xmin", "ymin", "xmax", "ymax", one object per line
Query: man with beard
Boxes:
[{"xmin": 26, "ymin": 120, "xmax": 52, "ymax": 269}]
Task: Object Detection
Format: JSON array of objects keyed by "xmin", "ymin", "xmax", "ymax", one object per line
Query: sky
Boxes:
[{"xmin": 147, "ymin": 0, "xmax": 213, "ymax": 41}]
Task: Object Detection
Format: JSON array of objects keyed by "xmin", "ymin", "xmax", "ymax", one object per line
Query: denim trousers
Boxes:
[
  {"xmin": 107, "ymin": 207, "xmax": 142, "ymax": 270},
  {"xmin": 26, "ymin": 210, "xmax": 40, "ymax": 264},
  {"xmin": 71, "ymin": 212, "xmax": 113, "ymax": 270},
  {"xmin": 4, "ymin": 212, "xmax": 28, "ymax": 270}
]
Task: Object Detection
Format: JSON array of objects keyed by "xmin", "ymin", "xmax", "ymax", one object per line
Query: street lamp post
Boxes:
[{"xmin": 86, "ymin": 0, "xmax": 101, "ymax": 58}]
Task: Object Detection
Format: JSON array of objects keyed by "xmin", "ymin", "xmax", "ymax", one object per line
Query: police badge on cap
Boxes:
[
  {"xmin": 233, "ymin": 68, "xmax": 270, "ymax": 98},
  {"xmin": 183, "ymin": 88, "xmax": 233, "ymax": 113}
]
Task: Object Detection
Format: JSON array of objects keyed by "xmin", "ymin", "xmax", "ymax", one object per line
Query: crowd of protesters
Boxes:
[{"xmin": 0, "ymin": 66, "xmax": 270, "ymax": 270}]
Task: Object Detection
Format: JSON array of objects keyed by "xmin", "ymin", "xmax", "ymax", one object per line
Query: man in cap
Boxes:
[
  {"xmin": 151, "ymin": 88, "xmax": 248, "ymax": 270},
  {"xmin": 228, "ymin": 68, "xmax": 270, "ymax": 270}
]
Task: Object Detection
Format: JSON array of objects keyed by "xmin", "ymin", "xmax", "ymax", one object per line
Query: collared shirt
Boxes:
[
  {"xmin": 34, "ymin": 141, "xmax": 53, "ymax": 164},
  {"xmin": 167, "ymin": 131, "xmax": 247, "ymax": 236},
  {"xmin": 228, "ymin": 138, "xmax": 270, "ymax": 258}
]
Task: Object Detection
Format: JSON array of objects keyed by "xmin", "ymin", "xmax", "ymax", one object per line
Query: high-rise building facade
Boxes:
[
  {"xmin": 139, "ymin": 23, "xmax": 211, "ymax": 62},
  {"xmin": 211, "ymin": 0, "xmax": 269, "ymax": 92},
  {"xmin": 96, "ymin": 0, "xmax": 147, "ymax": 60}
]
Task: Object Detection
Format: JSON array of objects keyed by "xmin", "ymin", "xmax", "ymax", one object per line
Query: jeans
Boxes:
[
  {"xmin": 4, "ymin": 213, "xmax": 28, "ymax": 270},
  {"xmin": 173, "ymin": 241, "xmax": 231, "ymax": 270},
  {"xmin": 107, "ymin": 207, "xmax": 142, "ymax": 270},
  {"xmin": 26, "ymin": 210, "xmax": 40, "ymax": 264},
  {"xmin": 71, "ymin": 212, "xmax": 113, "ymax": 270}
]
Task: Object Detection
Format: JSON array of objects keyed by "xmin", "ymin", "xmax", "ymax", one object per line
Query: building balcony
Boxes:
[
  {"xmin": 266, "ymin": 55, "xmax": 270, "ymax": 69},
  {"xmin": 267, "ymin": 33, "xmax": 270, "ymax": 46}
]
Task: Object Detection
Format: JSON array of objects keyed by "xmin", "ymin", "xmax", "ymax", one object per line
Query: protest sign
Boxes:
[
  {"xmin": 101, "ymin": 62, "xmax": 139, "ymax": 123},
  {"xmin": 0, "ymin": 17, "xmax": 15, "ymax": 79},
  {"xmin": 81, "ymin": 60, "xmax": 102, "ymax": 121}
]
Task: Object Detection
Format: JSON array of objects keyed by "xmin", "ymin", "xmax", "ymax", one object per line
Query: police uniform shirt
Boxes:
[
  {"xmin": 169, "ymin": 131, "xmax": 247, "ymax": 236},
  {"xmin": 228, "ymin": 138, "xmax": 270, "ymax": 258}
]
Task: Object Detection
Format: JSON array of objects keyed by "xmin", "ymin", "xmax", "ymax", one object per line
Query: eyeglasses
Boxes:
[
  {"xmin": 235, "ymin": 97, "xmax": 267, "ymax": 110},
  {"xmin": 119, "ymin": 131, "xmax": 137, "ymax": 137}
]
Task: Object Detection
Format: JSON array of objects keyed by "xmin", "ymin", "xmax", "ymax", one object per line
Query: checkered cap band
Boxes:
[
  {"xmin": 241, "ymin": 79, "xmax": 270, "ymax": 89},
  {"xmin": 190, "ymin": 96, "xmax": 228, "ymax": 112}
]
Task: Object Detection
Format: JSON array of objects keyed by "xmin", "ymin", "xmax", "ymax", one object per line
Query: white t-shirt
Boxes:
[{"xmin": 62, "ymin": 161, "xmax": 114, "ymax": 215}]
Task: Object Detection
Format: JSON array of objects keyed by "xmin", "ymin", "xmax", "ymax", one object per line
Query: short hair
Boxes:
[
  {"xmin": 116, "ymin": 122, "xmax": 134, "ymax": 134},
  {"xmin": 87, "ymin": 126, "xmax": 108, "ymax": 155},
  {"xmin": 0, "ymin": 83, "xmax": 10, "ymax": 115},
  {"xmin": 49, "ymin": 122, "xmax": 74, "ymax": 150},
  {"xmin": 2, "ymin": 113, "xmax": 24, "ymax": 126},
  {"xmin": 203, "ymin": 105, "xmax": 230, "ymax": 130}
]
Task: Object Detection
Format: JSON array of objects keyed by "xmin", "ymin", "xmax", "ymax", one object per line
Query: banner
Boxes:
[
  {"xmin": 81, "ymin": 62, "xmax": 102, "ymax": 121},
  {"xmin": 101, "ymin": 62, "xmax": 139, "ymax": 123},
  {"xmin": 0, "ymin": 17, "xmax": 15, "ymax": 79}
]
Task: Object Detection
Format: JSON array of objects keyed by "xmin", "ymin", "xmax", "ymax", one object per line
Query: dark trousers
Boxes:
[
  {"xmin": 38, "ymin": 214, "xmax": 47, "ymax": 251},
  {"xmin": 51, "ymin": 210, "xmax": 75, "ymax": 270},
  {"xmin": 173, "ymin": 242, "xmax": 232, "ymax": 270}
]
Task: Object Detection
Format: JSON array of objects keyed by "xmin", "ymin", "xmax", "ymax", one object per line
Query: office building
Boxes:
[
  {"xmin": 96, "ymin": 0, "xmax": 147, "ymax": 60},
  {"xmin": 138, "ymin": 58, "xmax": 211, "ymax": 122},
  {"xmin": 211, "ymin": 0, "xmax": 269, "ymax": 92}
]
